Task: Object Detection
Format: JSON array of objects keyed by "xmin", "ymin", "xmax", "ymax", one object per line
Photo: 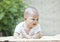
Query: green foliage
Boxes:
[{"xmin": 0, "ymin": 0, "xmax": 26, "ymax": 36}]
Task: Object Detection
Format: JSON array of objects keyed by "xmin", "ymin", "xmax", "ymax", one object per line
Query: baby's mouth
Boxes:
[{"xmin": 33, "ymin": 23, "xmax": 36, "ymax": 25}]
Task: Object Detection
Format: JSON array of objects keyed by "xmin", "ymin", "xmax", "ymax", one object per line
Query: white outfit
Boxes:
[{"xmin": 14, "ymin": 22, "xmax": 41, "ymax": 38}]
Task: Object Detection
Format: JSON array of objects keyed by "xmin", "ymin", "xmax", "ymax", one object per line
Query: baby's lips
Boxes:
[{"xmin": 33, "ymin": 23, "xmax": 36, "ymax": 25}]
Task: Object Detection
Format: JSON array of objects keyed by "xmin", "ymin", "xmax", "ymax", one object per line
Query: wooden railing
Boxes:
[{"xmin": 0, "ymin": 35, "xmax": 60, "ymax": 42}]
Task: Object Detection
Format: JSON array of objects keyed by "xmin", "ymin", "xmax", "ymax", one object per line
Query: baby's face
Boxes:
[{"xmin": 26, "ymin": 14, "xmax": 39, "ymax": 28}]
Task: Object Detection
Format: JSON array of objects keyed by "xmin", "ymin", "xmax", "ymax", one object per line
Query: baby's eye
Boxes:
[{"xmin": 37, "ymin": 19, "xmax": 38, "ymax": 21}]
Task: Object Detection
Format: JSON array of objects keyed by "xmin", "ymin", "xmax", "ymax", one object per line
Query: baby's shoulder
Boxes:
[
  {"xmin": 14, "ymin": 22, "xmax": 25, "ymax": 33},
  {"xmin": 15, "ymin": 22, "xmax": 25, "ymax": 29},
  {"xmin": 16, "ymin": 22, "xmax": 24, "ymax": 27}
]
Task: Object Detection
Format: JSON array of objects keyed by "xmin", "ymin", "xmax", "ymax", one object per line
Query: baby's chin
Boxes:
[{"xmin": 31, "ymin": 24, "xmax": 37, "ymax": 27}]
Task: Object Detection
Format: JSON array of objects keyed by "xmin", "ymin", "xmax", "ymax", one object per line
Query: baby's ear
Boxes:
[{"xmin": 24, "ymin": 18, "xmax": 27, "ymax": 20}]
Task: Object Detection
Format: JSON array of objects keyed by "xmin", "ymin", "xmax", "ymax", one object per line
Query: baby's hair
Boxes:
[{"xmin": 24, "ymin": 7, "xmax": 39, "ymax": 20}]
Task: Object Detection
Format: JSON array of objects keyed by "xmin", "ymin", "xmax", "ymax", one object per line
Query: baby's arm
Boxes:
[
  {"xmin": 28, "ymin": 32, "xmax": 42, "ymax": 39},
  {"xmin": 32, "ymin": 32, "xmax": 43, "ymax": 39},
  {"xmin": 14, "ymin": 32, "xmax": 22, "ymax": 39},
  {"xmin": 22, "ymin": 31, "xmax": 43, "ymax": 39}
]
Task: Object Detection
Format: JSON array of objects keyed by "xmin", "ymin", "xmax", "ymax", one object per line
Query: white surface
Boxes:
[{"xmin": 0, "ymin": 35, "xmax": 60, "ymax": 41}]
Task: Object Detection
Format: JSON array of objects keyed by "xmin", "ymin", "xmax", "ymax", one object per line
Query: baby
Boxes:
[{"xmin": 14, "ymin": 7, "xmax": 43, "ymax": 39}]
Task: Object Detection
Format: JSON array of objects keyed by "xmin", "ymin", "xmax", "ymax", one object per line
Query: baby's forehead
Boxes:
[{"xmin": 29, "ymin": 14, "xmax": 39, "ymax": 19}]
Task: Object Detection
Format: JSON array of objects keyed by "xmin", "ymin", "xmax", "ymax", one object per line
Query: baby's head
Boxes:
[{"xmin": 24, "ymin": 7, "xmax": 39, "ymax": 28}]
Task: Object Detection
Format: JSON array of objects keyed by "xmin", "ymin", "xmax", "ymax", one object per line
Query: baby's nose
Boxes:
[
  {"xmin": 33, "ymin": 21, "xmax": 37, "ymax": 24},
  {"xmin": 34, "ymin": 20, "xmax": 38, "ymax": 23}
]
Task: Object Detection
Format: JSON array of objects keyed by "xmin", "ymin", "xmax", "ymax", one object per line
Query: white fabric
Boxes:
[{"xmin": 14, "ymin": 22, "xmax": 41, "ymax": 37}]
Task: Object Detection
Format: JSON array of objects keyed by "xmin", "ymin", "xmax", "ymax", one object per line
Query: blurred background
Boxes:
[
  {"xmin": 0, "ymin": 0, "xmax": 60, "ymax": 36},
  {"xmin": 0, "ymin": 0, "xmax": 27, "ymax": 36}
]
